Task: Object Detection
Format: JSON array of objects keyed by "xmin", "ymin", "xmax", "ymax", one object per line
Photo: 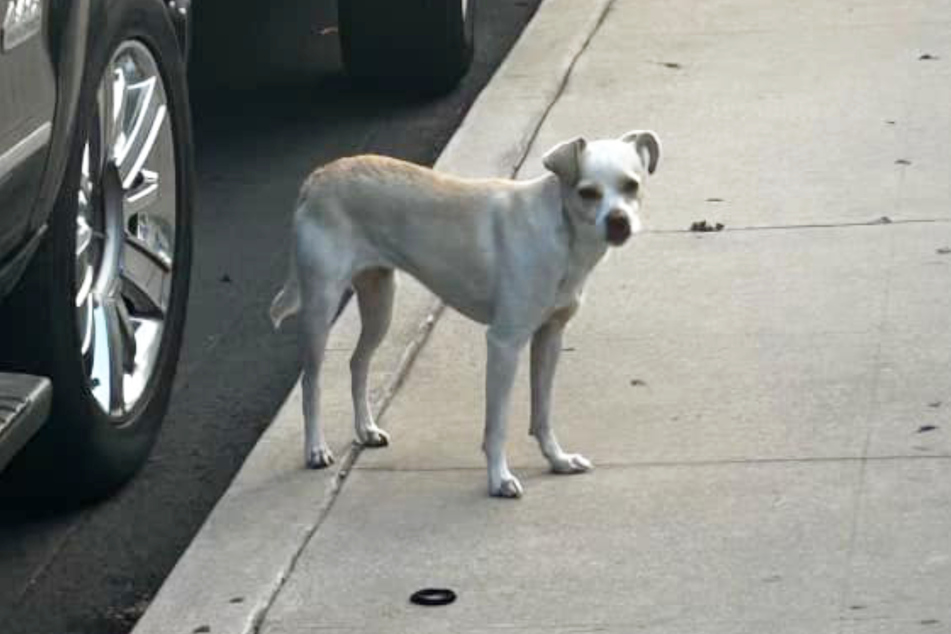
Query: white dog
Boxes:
[{"xmin": 271, "ymin": 130, "xmax": 660, "ymax": 497}]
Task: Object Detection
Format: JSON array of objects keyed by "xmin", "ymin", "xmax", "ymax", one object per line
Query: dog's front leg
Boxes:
[
  {"xmin": 530, "ymin": 314, "xmax": 593, "ymax": 474},
  {"xmin": 484, "ymin": 329, "xmax": 529, "ymax": 498}
]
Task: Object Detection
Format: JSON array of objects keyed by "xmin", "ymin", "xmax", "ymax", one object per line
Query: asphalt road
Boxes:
[{"xmin": 0, "ymin": 2, "xmax": 540, "ymax": 632}]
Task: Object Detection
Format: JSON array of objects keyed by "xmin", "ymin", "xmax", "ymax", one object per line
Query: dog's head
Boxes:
[{"xmin": 543, "ymin": 130, "xmax": 661, "ymax": 247}]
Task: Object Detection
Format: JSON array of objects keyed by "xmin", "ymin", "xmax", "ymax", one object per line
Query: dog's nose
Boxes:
[{"xmin": 605, "ymin": 210, "xmax": 631, "ymax": 245}]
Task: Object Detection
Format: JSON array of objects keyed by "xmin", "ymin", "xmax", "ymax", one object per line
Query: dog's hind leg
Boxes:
[
  {"xmin": 350, "ymin": 268, "xmax": 396, "ymax": 447},
  {"xmin": 299, "ymin": 278, "xmax": 344, "ymax": 469},
  {"xmin": 530, "ymin": 309, "xmax": 592, "ymax": 474}
]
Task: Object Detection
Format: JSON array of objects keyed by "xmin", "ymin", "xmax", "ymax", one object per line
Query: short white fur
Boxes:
[{"xmin": 271, "ymin": 130, "xmax": 661, "ymax": 498}]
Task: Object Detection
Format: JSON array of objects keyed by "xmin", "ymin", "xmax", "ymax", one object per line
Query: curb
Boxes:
[{"xmin": 131, "ymin": 1, "xmax": 612, "ymax": 632}]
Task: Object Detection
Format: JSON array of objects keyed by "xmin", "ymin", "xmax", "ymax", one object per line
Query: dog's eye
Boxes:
[
  {"xmin": 577, "ymin": 186, "xmax": 602, "ymax": 202},
  {"xmin": 621, "ymin": 179, "xmax": 640, "ymax": 197}
]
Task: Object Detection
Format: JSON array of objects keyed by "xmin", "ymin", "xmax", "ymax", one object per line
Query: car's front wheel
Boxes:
[{"xmin": 0, "ymin": 0, "xmax": 193, "ymax": 504}]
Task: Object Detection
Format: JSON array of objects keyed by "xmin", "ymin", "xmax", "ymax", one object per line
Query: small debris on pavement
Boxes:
[
  {"xmin": 229, "ymin": 597, "xmax": 244, "ymax": 604},
  {"xmin": 885, "ymin": 120, "xmax": 896, "ymax": 125},
  {"xmin": 410, "ymin": 588, "xmax": 457, "ymax": 607},
  {"xmin": 895, "ymin": 159, "xmax": 912, "ymax": 165},
  {"xmin": 657, "ymin": 61, "xmax": 682, "ymax": 69},
  {"xmin": 706, "ymin": 197, "xmax": 725, "ymax": 203},
  {"xmin": 105, "ymin": 599, "xmax": 150, "ymax": 626},
  {"xmin": 850, "ymin": 605, "xmax": 866, "ymax": 611},
  {"xmin": 630, "ymin": 379, "xmax": 647, "ymax": 387},
  {"xmin": 562, "ymin": 346, "xmax": 576, "ymax": 352},
  {"xmin": 917, "ymin": 424, "xmax": 938, "ymax": 433},
  {"xmin": 921, "ymin": 619, "xmax": 941, "ymax": 626},
  {"xmin": 193, "ymin": 626, "xmax": 211, "ymax": 634},
  {"xmin": 919, "ymin": 53, "xmax": 939, "ymax": 60},
  {"xmin": 690, "ymin": 220, "xmax": 725, "ymax": 232},
  {"xmin": 873, "ymin": 216, "xmax": 893, "ymax": 224},
  {"xmin": 763, "ymin": 574, "xmax": 782, "ymax": 583},
  {"xmin": 936, "ymin": 247, "xmax": 951, "ymax": 255},
  {"xmin": 219, "ymin": 273, "xmax": 232, "ymax": 283},
  {"xmin": 928, "ymin": 401, "xmax": 942, "ymax": 408}
]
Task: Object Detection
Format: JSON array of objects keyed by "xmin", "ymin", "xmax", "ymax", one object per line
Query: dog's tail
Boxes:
[{"xmin": 269, "ymin": 240, "xmax": 301, "ymax": 330}]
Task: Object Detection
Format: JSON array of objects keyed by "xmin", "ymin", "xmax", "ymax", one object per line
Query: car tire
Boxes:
[
  {"xmin": 338, "ymin": 0, "xmax": 475, "ymax": 93},
  {"xmin": 0, "ymin": 0, "xmax": 193, "ymax": 505}
]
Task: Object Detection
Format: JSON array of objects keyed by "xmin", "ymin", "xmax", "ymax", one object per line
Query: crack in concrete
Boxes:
[
  {"xmin": 352, "ymin": 453, "xmax": 951, "ymax": 474},
  {"xmin": 835, "ymin": 221, "xmax": 898, "ymax": 634},
  {"xmin": 649, "ymin": 217, "xmax": 951, "ymax": 235}
]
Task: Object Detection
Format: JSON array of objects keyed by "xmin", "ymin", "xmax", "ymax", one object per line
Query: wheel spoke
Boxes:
[
  {"xmin": 76, "ymin": 214, "xmax": 94, "ymax": 258},
  {"xmin": 125, "ymin": 169, "xmax": 159, "ymax": 216},
  {"xmin": 76, "ymin": 260, "xmax": 95, "ymax": 308},
  {"xmin": 116, "ymin": 76, "xmax": 166, "ymax": 190},
  {"xmin": 99, "ymin": 63, "xmax": 128, "ymax": 162},
  {"xmin": 122, "ymin": 237, "xmax": 172, "ymax": 316},
  {"xmin": 80, "ymin": 143, "xmax": 95, "ymax": 203},
  {"xmin": 78, "ymin": 292, "xmax": 94, "ymax": 355},
  {"xmin": 123, "ymin": 315, "xmax": 162, "ymax": 406},
  {"xmin": 90, "ymin": 297, "xmax": 126, "ymax": 414}
]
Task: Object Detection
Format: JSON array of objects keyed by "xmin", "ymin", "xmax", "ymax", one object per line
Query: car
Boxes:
[
  {"xmin": 0, "ymin": 0, "xmax": 195, "ymax": 503},
  {"xmin": 0, "ymin": 0, "xmax": 475, "ymax": 504}
]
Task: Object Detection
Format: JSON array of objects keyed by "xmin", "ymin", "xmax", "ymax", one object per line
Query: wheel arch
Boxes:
[
  {"xmin": 30, "ymin": 0, "xmax": 190, "ymax": 236},
  {"xmin": 27, "ymin": 0, "xmax": 90, "ymax": 236}
]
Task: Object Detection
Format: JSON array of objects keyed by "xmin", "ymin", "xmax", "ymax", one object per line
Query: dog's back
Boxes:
[{"xmin": 292, "ymin": 155, "xmax": 527, "ymax": 322}]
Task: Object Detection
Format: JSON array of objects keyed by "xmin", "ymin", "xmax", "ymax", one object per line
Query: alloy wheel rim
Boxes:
[{"xmin": 74, "ymin": 40, "xmax": 177, "ymax": 419}]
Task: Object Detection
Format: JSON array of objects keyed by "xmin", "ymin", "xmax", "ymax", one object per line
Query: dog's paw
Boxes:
[
  {"xmin": 358, "ymin": 426, "xmax": 390, "ymax": 448},
  {"xmin": 550, "ymin": 453, "xmax": 593, "ymax": 474},
  {"xmin": 489, "ymin": 474, "xmax": 524, "ymax": 499},
  {"xmin": 306, "ymin": 446, "xmax": 335, "ymax": 469}
]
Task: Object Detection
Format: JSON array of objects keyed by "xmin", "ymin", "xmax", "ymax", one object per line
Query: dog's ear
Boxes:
[
  {"xmin": 619, "ymin": 130, "xmax": 661, "ymax": 175},
  {"xmin": 542, "ymin": 137, "xmax": 586, "ymax": 185}
]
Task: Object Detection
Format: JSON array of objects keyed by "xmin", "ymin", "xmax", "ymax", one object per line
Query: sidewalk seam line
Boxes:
[
  {"xmin": 353, "ymin": 453, "xmax": 951, "ymax": 473},
  {"xmin": 648, "ymin": 217, "xmax": 951, "ymax": 235}
]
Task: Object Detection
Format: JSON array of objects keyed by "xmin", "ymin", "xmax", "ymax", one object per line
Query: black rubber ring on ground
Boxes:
[{"xmin": 409, "ymin": 588, "xmax": 457, "ymax": 606}]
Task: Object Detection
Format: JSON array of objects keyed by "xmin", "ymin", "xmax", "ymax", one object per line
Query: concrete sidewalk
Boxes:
[{"xmin": 136, "ymin": 0, "xmax": 951, "ymax": 632}]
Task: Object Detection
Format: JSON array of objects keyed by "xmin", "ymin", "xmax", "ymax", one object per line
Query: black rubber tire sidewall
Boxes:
[
  {"xmin": 339, "ymin": 0, "xmax": 475, "ymax": 92},
  {"xmin": 0, "ymin": 0, "xmax": 194, "ymax": 504}
]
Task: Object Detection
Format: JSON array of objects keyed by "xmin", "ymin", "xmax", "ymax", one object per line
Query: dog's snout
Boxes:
[{"xmin": 605, "ymin": 209, "xmax": 631, "ymax": 245}]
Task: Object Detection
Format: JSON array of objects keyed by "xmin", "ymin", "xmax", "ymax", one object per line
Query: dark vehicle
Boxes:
[
  {"xmin": 0, "ymin": 0, "xmax": 195, "ymax": 503},
  {"xmin": 0, "ymin": 0, "xmax": 474, "ymax": 503}
]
